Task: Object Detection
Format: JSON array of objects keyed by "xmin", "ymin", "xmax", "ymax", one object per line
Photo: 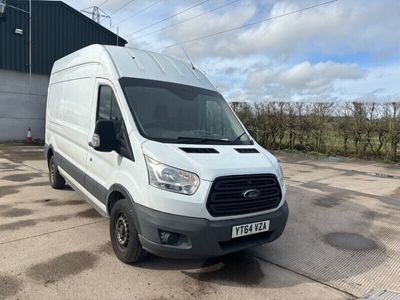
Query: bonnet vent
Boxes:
[
  {"xmin": 235, "ymin": 148, "xmax": 259, "ymax": 154},
  {"xmin": 180, "ymin": 148, "xmax": 219, "ymax": 154}
]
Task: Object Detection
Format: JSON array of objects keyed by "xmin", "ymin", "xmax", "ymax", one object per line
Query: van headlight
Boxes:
[{"xmin": 145, "ymin": 156, "xmax": 200, "ymax": 195}]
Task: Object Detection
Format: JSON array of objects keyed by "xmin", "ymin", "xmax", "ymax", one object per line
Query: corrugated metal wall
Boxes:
[{"xmin": 0, "ymin": 0, "xmax": 127, "ymax": 75}]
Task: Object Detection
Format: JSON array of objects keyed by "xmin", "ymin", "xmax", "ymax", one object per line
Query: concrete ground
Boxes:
[{"xmin": 0, "ymin": 146, "xmax": 399, "ymax": 300}]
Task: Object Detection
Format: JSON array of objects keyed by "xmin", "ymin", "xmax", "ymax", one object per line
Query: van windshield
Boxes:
[{"xmin": 119, "ymin": 78, "xmax": 251, "ymax": 145}]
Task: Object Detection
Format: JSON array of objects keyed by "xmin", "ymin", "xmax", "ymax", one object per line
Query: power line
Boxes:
[
  {"xmin": 113, "ymin": 0, "xmax": 163, "ymax": 27},
  {"xmin": 124, "ymin": 0, "xmax": 209, "ymax": 39},
  {"xmin": 110, "ymin": 0, "xmax": 136, "ymax": 16},
  {"xmin": 98, "ymin": 0, "xmax": 110, "ymax": 8},
  {"xmin": 129, "ymin": 0, "xmax": 241, "ymax": 42},
  {"xmin": 154, "ymin": 0, "xmax": 339, "ymax": 51},
  {"xmin": 81, "ymin": 6, "xmax": 111, "ymax": 26}
]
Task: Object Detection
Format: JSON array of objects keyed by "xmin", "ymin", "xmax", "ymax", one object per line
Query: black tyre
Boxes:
[
  {"xmin": 110, "ymin": 198, "xmax": 147, "ymax": 264},
  {"xmin": 48, "ymin": 156, "xmax": 65, "ymax": 189}
]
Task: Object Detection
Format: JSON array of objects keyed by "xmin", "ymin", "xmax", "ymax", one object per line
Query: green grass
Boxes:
[{"xmin": 261, "ymin": 130, "xmax": 399, "ymax": 163}]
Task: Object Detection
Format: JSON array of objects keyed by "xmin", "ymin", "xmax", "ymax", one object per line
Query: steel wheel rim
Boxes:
[{"xmin": 116, "ymin": 213, "xmax": 129, "ymax": 248}]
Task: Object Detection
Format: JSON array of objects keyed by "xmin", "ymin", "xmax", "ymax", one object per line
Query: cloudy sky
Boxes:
[{"xmin": 66, "ymin": 0, "xmax": 399, "ymax": 102}]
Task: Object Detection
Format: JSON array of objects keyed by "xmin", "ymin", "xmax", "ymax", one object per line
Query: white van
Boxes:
[{"xmin": 45, "ymin": 44, "xmax": 288, "ymax": 263}]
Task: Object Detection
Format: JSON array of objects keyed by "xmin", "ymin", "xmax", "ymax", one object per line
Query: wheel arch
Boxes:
[
  {"xmin": 107, "ymin": 184, "xmax": 142, "ymax": 232},
  {"xmin": 45, "ymin": 144, "xmax": 54, "ymax": 166},
  {"xmin": 106, "ymin": 184, "xmax": 135, "ymax": 212}
]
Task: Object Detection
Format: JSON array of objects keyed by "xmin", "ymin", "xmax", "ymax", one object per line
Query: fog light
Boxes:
[{"xmin": 159, "ymin": 231, "xmax": 180, "ymax": 245}]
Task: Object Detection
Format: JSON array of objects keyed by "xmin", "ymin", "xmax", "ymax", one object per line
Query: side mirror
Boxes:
[
  {"xmin": 248, "ymin": 129, "xmax": 257, "ymax": 140},
  {"xmin": 89, "ymin": 120, "xmax": 116, "ymax": 152}
]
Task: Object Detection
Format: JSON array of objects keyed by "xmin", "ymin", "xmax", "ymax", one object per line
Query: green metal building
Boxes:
[{"xmin": 0, "ymin": 0, "xmax": 127, "ymax": 140}]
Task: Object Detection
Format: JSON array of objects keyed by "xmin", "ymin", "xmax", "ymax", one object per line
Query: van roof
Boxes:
[{"xmin": 52, "ymin": 44, "xmax": 217, "ymax": 91}]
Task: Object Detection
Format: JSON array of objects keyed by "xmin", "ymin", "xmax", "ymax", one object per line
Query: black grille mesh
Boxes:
[{"xmin": 207, "ymin": 174, "xmax": 282, "ymax": 217}]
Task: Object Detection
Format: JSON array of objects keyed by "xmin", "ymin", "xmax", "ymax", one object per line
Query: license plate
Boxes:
[{"xmin": 232, "ymin": 220, "xmax": 270, "ymax": 238}]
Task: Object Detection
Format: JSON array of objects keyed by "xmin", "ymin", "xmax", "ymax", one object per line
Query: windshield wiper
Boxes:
[
  {"xmin": 230, "ymin": 131, "xmax": 248, "ymax": 144},
  {"xmin": 177, "ymin": 136, "xmax": 230, "ymax": 144}
]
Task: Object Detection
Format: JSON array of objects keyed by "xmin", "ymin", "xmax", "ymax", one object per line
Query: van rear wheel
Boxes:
[
  {"xmin": 110, "ymin": 199, "xmax": 147, "ymax": 264},
  {"xmin": 48, "ymin": 156, "xmax": 65, "ymax": 189}
]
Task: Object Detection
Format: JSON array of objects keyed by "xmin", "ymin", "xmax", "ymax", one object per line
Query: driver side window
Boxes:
[
  {"xmin": 96, "ymin": 85, "xmax": 123, "ymax": 140},
  {"xmin": 96, "ymin": 85, "xmax": 134, "ymax": 160}
]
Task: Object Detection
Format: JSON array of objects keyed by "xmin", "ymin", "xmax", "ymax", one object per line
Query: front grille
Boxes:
[{"xmin": 207, "ymin": 174, "xmax": 282, "ymax": 217}]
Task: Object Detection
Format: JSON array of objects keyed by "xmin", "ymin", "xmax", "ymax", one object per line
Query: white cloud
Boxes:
[
  {"xmin": 62, "ymin": 0, "xmax": 400, "ymax": 101},
  {"xmin": 237, "ymin": 60, "xmax": 365, "ymax": 100},
  {"xmin": 161, "ymin": 2, "xmax": 257, "ymax": 58},
  {"xmin": 214, "ymin": 60, "xmax": 400, "ymax": 102},
  {"xmin": 157, "ymin": 0, "xmax": 400, "ymax": 59},
  {"xmin": 280, "ymin": 61, "xmax": 364, "ymax": 90},
  {"xmin": 332, "ymin": 61, "xmax": 400, "ymax": 100}
]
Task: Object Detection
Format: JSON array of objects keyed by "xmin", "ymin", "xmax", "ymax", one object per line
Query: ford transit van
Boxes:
[{"xmin": 45, "ymin": 45, "xmax": 288, "ymax": 263}]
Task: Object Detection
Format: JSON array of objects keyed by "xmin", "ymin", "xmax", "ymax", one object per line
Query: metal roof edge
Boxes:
[{"xmin": 7, "ymin": 0, "xmax": 127, "ymax": 45}]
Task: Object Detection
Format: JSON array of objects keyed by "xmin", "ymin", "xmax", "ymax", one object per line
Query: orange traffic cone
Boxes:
[{"xmin": 26, "ymin": 127, "xmax": 32, "ymax": 143}]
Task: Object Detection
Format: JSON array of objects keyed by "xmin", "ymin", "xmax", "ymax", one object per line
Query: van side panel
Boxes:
[{"xmin": 47, "ymin": 63, "xmax": 98, "ymax": 184}]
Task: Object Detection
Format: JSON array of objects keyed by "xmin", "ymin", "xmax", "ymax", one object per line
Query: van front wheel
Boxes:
[
  {"xmin": 110, "ymin": 199, "xmax": 147, "ymax": 264},
  {"xmin": 48, "ymin": 156, "xmax": 65, "ymax": 189}
]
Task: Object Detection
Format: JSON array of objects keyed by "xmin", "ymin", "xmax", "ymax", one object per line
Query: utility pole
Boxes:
[
  {"xmin": 81, "ymin": 6, "xmax": 111, "ymax": 27},
  {"xmin": 29, "ymin": 0, "xmax": 32, "ymax": 90},
  {"xmin": 0, "ymin": 0, "xmax": 6, "ymax": 16}
]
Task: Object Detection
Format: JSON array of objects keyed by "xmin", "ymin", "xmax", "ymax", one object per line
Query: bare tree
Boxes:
[{"xmin": 230, "ymin": 101, "xmax": 399, "ymax": 162}]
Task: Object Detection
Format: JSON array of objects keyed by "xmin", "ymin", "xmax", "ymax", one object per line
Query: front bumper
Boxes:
[{"xmin": 134, "ymin": 202, "xmax": 289, "ymax": 259}]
